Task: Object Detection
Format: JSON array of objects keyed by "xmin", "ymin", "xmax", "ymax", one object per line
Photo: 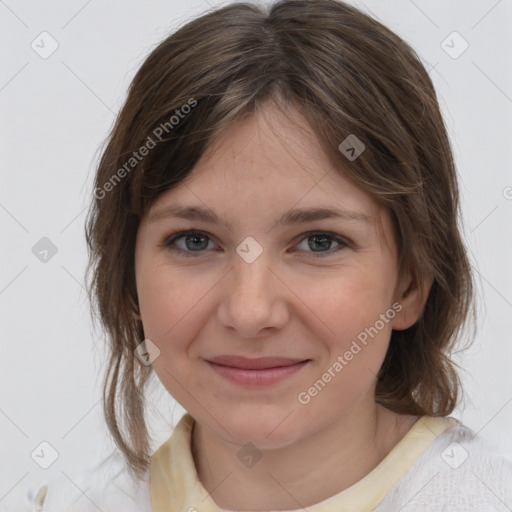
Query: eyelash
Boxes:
[{"xmin": 158, "ymin": 229, "xmax": 350, "ymax": 258}]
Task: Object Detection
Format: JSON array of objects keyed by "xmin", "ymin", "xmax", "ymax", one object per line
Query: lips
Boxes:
[
  {"xmin": 206, "ymin": 356, "xmax": 311, "ymax": 386},
  {"xmin": 206, "ymin": 355, "xmax": 309, "ymax": 370}
]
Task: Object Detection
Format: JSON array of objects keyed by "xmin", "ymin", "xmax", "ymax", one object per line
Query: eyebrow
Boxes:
[{"xmin": 148, "ymin": 205, "xmax": 372, "ymax": 229}]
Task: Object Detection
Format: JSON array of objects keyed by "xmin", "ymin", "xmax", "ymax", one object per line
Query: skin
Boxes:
[{"xmin": 134, "ymin": 101, "xmax": 432, "ymax": 511}]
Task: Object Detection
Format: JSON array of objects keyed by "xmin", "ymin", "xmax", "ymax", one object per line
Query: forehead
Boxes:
[
  {"xmin": 194, "ymin": 102, "xmax": 332, "ymax": 183},
  {"xmin": 153, "ymin": 103, "xmax": 379, "ymax": 215},
  {"xmin": 143, "ymin": 102, "xmax": 393, "ymax": 251}
]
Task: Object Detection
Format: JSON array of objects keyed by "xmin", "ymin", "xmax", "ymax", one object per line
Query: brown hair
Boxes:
[{"xmin": 85, "ymin": 0, "xmax": 475, "ymax": 480}]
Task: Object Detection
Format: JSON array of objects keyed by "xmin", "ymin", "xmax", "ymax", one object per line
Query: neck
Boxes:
[{"xmin": 191, "ymin": 400, "xmax": 419, "ymax": 511}]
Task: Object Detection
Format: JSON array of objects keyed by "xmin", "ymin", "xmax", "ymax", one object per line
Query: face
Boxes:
[{"xmin": 134, "ymin": 103, "xmax": 417, "ymax": 449}]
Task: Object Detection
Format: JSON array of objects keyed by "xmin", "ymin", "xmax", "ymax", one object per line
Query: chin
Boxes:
[{"xmin": 208, "ymin": 408, "xmax": 305, "ymax": 449}]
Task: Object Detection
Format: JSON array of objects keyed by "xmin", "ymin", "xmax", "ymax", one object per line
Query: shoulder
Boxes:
[
  {"xmin": 19, "ymin": 451, "xmax": 152, "ymax": 512},
  {"xmin": 376, "ymin": 419, "xmax": 512, "ymax": 511}
]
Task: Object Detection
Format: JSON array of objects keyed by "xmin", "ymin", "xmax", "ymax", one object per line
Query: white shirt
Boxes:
[{"xmin": 14, "ymin": 413, "xmax": 512, "ymax": 512}]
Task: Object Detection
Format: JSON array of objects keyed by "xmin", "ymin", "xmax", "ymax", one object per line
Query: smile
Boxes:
[{"xmin": 205, "ymin": 357, "xmax": 311, "ymax": 386}]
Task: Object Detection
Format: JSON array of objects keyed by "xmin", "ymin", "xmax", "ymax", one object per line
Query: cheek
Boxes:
[
  {"xmin": 136, "ymin": 264, "xmax": 222, "ymax": 367},
  {"xmin": 299, "ymin": 274, "xmax": 395, "ymax": 415},
  {"xmin": 305, "ymin": 269, "xmax": 394, "ymax": 345},
  {"xmin": 136, "ymin": 267, "xmax": 203, "ymax": 400},
  {"xmin": 137, "ymin": 265, "xmax": 196, "ymax": 345}
]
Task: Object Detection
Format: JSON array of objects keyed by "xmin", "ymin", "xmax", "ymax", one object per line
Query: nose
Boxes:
[{"xmin": 216, "ymin": 249, "xmax": 290, "ymax": 339}]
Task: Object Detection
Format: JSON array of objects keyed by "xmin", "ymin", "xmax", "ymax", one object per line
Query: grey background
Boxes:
[{"xmin": 1, "ymin": 0, "xmax": 511, "ymax": 507}]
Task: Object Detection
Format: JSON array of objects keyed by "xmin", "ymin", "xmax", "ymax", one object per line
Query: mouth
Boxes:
[{"xmin": 205, "ymin": 355, "xmax": 311, "ymax": 386}]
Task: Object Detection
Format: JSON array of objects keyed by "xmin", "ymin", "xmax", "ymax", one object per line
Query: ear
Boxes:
[
  {"xmin": 391, "ymin": 270, "xmax": 433, "ymax": 330},
  {"xmin": 133, "ymin": 310, "xmax": 142, "ymax": 321}
]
